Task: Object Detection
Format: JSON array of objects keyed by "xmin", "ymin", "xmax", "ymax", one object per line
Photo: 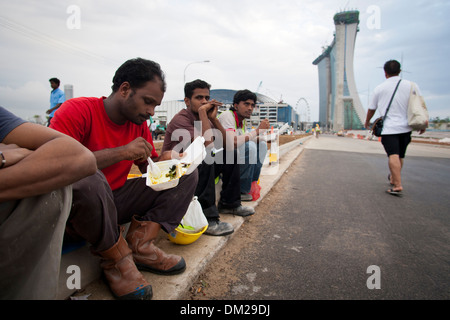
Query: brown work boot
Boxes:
[
  {"xmin": 126, "ymin": 216, "xmax": 186, "ymax": 275},
  {"xmin": 98, "ymin": 233, "xmax": 152, "ymax": 300}
]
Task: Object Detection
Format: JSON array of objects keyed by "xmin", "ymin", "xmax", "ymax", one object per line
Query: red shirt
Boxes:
[{"xmin": 50, "ymin": 97, "xmax": 158, "ymax": 190}]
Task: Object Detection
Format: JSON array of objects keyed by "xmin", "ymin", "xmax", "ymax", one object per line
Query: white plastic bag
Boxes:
[
  {"xmin": 408, "ymin": 82, "xmax": 429, "ymax": 130},
  {"xmin": 179, "ymin": 196, "xmax": 208, "ymax": 233}
]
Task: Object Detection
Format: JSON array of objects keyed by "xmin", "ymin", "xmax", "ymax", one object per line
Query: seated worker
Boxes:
[
  {"xmin": 161, "ymin": 79, "xmax": 254, "ymax": 237},
  {"xmin": 218, "ymin": 90, "xmax": 269, "ymax": 201},
  {"xmin": 50, "ymin": 58, "xmax": 198, "ymax": 300},
  {"xmin": 0, "ymin": 106, "xmax": 96, "ymax": 300}
]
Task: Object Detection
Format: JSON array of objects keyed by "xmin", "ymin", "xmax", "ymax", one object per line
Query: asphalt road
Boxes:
[{"xmin": 189, "ymin": 135, "xmax": 450, "ymax": 300}]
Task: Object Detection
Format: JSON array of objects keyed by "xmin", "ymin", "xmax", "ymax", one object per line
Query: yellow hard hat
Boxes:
[{"xmin": 168, "ymin": 225, "xmax": 208, "ymax": 245}]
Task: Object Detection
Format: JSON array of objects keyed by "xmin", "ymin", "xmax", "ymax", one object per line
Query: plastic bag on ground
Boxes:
[
  {"xmin": 180, "ymin": 196, "xmax": 208, "ymax": 233},
  {"xmin": 249, "ymin": 181, "xmax": 261, "ymax": 201}
]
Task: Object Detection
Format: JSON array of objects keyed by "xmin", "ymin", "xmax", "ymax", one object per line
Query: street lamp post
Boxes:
[{"xmin": 184, "ymin": 60, "xmax": 210, "ymax": 83}]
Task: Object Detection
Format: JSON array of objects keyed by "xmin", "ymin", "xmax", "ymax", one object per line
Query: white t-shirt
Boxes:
[
  {"xmin": 218, "ymin": 110, "xmax": 247, "ymax": 136},
  {"xmin": 369, "ymin": 76, "xmax": 418, "ymax": 135}
]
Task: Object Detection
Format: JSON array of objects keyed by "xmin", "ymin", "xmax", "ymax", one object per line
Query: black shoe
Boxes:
[
  {"xmin": 218, "ymin": 205, "xmax": 255, "ymax": 217},
  {"xmin": 205, "ymin": 220, "xmax": 234, "ymax": 236}
]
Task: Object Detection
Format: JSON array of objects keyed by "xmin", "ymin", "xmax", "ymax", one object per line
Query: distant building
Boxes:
[
  {"xmin": 64, "ymin": 84, "xmax": 73, "ymax": 100},
  {"xmin": 313, "ymin": 10, "xmax": 365, "ymax": 131},
  {"xmin": 153, "ymin": 100, "xmax": 185, "ymax": 127}
]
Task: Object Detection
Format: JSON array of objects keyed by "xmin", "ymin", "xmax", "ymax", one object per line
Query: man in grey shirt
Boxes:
[{"xmin": 0, "ymin": 106, "xmax": 96, "ymax": 299}]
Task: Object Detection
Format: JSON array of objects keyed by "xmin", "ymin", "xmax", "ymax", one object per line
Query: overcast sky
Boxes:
[{"xmin": 1, "ymin": 0, "xmax": 449, "ymax": 122}]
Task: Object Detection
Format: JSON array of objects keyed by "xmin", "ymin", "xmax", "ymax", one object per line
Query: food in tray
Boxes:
[
  {"xmin": 149, "ymin": 162, "xmax": 191, "ymax": 185},
  {"xmin": 165, "ymin": 164, "xmax": 181, "ymax": 180}
]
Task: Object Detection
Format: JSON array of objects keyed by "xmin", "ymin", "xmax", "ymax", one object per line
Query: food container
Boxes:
[
  {"xmin": 145, "ymin": 159, "xmax": 182, "ymax": 191},
  {"xmin": 146, "ymin": 137, "xmax": 206, "ymax": 191}
]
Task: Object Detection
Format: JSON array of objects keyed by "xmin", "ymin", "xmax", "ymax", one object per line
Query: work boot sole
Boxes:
[
  {"xmin": 102, "ymin": 274, "xmax": 153, "ymax": 300},
  {"xmin": 113, "ymin": 285, "xmax": 153, "ymax": 300},
  {"xmin": 219, "ymin": 208, "xmax": 255, "ymax": 217},
  {"xmin": 204, "ymin": 229, "xmax": 234, "ymax": 236},
  {"xmin": 135, "ymin": 258, "xmax": 186, "ymax": 275}
]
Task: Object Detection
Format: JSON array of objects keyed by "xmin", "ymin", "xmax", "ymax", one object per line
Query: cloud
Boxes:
[
  {"xmin": 0, "ymin": 0, "xmax": 449, "ymax": 123},
  {"xmin": 0, "ymin": 81, "xmax": 49, "ymax": 120}
]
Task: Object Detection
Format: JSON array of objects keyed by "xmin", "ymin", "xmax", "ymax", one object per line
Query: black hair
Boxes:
[
  {"xmin": 184, "ymin": 79, "xmax": 211, "ymax": 99},
  {"xmin": 230, "ymin": 89, "xmax": 257, "ymax": 111},
  {"xmin": 49, "ymin": 78, "xmax": 60, "ymax": 85},
  {"xmin": 111, "ymin": 58, "xmax": 166, "ymax": 93},
  {"xmin": 384, "ymin": 60, "xmax": 401, "ymax": 76},
  {"xmin": 233, "ymin": 89, "xmax": 256, "ymax": 105}
]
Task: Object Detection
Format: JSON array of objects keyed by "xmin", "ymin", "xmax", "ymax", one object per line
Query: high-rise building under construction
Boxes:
[{"xmin": 313, "ymin": 10, "xmax": 365, "ymax": 131}]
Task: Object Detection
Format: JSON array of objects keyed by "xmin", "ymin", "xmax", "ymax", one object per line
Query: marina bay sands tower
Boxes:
[{"xmin": 313, "ymin": 10, "xmax": 365, "ymax": 131}]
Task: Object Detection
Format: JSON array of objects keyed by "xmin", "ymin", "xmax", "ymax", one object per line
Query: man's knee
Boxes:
[
  {"xmin": 257, "ymin": 140, "xmax": 268, "ymax": 162},
  {"xmin": 183, "ymin": 167, "xmax": 199, "ymax": 188},
  {"xmin": 245, "ymin": 141, "xmax": 258, "ymax": 164},
  {"xmin": 72, "ymin": 170, "xmax": 112, "ymax": 207}
]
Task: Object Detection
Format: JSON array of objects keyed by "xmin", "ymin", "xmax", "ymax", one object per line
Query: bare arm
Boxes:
[
  {"xmin": 0, "ymin": 123, "xmax": 97, "ymax": 202},
  {"xmin": 93, "ymin": 137, "xmax": 154, "ymax": 170},
  {"xmin": 198, "ymin": 100, "xmax": 229, "ymax": 148},
  {"xmin": 231, "ymin": 118, "xmax": 270, "ymax": 149},
  {"xmin": 365, "ymin": 109, "xmax": 376, "ymax": 129},
  {"xmin": 46, "ymin": 103, "xmax": 62, "ymax": 114}
]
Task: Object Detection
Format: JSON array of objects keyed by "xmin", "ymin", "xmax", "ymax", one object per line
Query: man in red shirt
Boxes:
[{"xmin": 51, "ymin": 58, "xmax": 198, "ymax": 300}]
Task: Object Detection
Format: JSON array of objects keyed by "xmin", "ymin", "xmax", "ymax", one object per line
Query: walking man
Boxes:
[{"xmin": 365, "ymin": 60, "xmax": 426, "ymax": 197}]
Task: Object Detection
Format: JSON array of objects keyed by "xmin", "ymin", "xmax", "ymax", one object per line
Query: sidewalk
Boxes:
[{"xmin": 67, "ymin": 136, "xmax": 312, "ymax": 300}]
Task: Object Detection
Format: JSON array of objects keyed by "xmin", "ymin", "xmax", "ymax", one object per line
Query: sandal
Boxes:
[{"xmin": 386, "ymin": 188, "xmax": 403, "ymax": 197}]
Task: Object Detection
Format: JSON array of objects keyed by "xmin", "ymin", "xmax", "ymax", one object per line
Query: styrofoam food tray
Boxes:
[
  {"xmin": 146, "ymin": 159, "xmax": 181, "ymax": 191},
  {"xmin": 146, "ymin": 137, "xmax": 206, "ymax": 191}
]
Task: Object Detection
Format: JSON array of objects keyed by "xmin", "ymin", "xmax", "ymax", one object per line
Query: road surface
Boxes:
[{"xmin": 185, "ymin": 135, "xmax": 450, "ymax": 300}]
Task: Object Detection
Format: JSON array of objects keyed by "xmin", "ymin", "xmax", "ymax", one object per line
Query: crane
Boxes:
[{"xmin": 255, "ymin": 81, "xmax": 263, "ymax": 93}]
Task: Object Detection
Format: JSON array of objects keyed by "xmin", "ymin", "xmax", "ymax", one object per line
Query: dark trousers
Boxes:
[
  {"xmin": 195, "ymin": 150, "xmax": 241, "ymax": 220},
  {"xmin": 66, "ymin": 169, "xmax": 198, "ymax": 252}
]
